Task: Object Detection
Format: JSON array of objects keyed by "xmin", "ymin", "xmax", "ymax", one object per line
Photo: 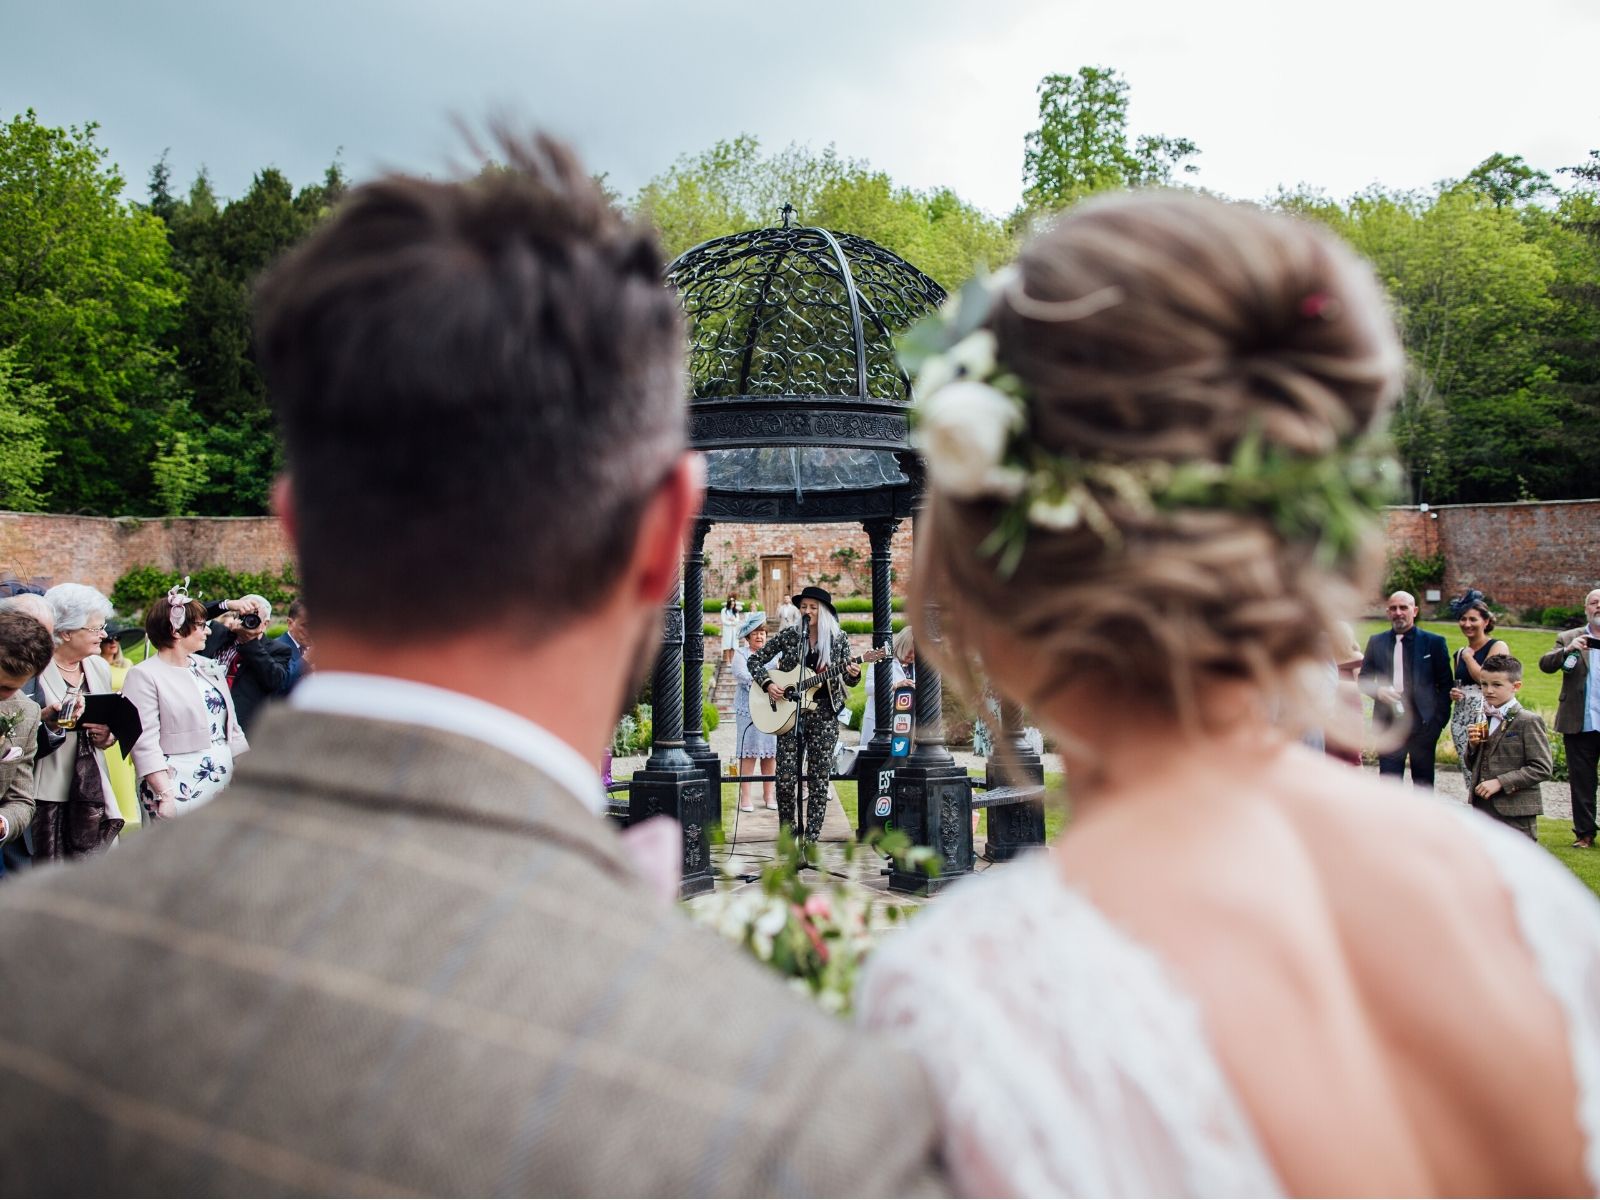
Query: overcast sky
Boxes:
[{"xmin": 4, "ymin": 0, "xmax": 1597, "ymax": 219}]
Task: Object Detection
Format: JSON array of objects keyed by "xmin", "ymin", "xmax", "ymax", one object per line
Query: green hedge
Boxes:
[
  {"xmin": 111, "ymin": 562, "xmax": 299, "ymax": 615},
  {"xmin": 1535, "ymin": 605, "xmax": 1586, "ymax": 629},
  {"xmin": 840, "ymin": 617, "xmax": 907, "ymax": 635}
]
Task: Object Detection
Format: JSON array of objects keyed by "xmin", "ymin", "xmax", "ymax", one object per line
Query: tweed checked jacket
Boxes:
[
  {"xmin": 0, "ymin": 709, "xmax": 947, "ymax": 1198},
  {"xmin": 0, "ymin": 694, "xmax": 40, "ymax": 842},
  {"xmin": 1468, "ymin": 704, "xmax": 1554, "ymax": 819},
  {"xmin": 1540, "ymin": 627, "xmax": 1597, "ymax": 736}
]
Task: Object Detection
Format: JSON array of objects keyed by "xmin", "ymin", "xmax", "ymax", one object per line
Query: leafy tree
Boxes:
[
  {"xmin": 153, "ymin": 159, "xmax": 346, "ymax": 513},
  {"xmin": 1280, "ymin": 181, "xmax": 1567, "ymax": 502},
  {"xmin": 150, "ymin": 430, "xmax": 210, "ymax": 516},
  {"xmin": 0, "ymin": 110, "xmax": 186, "ymax": 513},
  {"xmin": 1544, "ymin": 150, "xmax": 1600, "ymax": 497},
  {"xmin": 1021, "ymin": 67, "xmax": 1199, "ymax": 212},
  {"xmin": 0, "ymin": 344, "xmax": 57, "ymax": 509},
  {"xmin": 632, "ymin": 136, "xmax": 1011, "ymax": 289},
  {"xmin": 1463, "ymin": 152, "xmax": 1552, "ymax": 208}
]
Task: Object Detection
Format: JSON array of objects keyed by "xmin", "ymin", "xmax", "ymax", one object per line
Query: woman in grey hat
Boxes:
[{"xmin": 730, "ymin": 610, "xmax": 777, "ymax": 812}]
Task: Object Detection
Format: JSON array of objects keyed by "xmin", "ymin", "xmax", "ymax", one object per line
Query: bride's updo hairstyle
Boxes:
[{"xmin": 915, "ymin": 191, "xmax": 1404, "ymax": 734}]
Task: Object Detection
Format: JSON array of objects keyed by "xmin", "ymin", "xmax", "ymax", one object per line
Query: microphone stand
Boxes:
[{"xmin": 795, "ymin": 613, "xmax": 812, "ymax": 859}]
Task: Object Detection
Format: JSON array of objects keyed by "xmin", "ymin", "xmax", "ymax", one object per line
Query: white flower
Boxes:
[
  {"xmin": 913, "ymin": 330, "xmax": 998, "ymax": 400},
  {"xmin": 1028, "ymin": 493, "xmax": 1082, "ymax": 530},
  {"xmin": 946, "ymin": 330, "xmax": 998, "ymax": 379},
  {"xmin": 914, "ymin": 381, "xmax": 1025, "ymax": 499}
]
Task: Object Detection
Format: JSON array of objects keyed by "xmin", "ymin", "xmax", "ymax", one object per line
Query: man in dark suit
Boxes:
[
  {"xmin": 1538, "ymin": 587, "xmax": 1600, "ymax": 848},
  {"xmin": 1360, "ymin": 590, "xmax": 1453, "ymax": 788},
  {"xmin": 271, "ymin": 597, "xmax": 309, "ymax": 694},
  {"xmin": 0, "ymin": 131, "xmax": 949, "ymax": 1196}
]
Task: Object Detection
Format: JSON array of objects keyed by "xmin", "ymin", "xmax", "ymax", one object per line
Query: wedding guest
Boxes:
[
  {"xmin": 98, "ymin": 626, "xmax": 140, "ymax": 831},
  {"xmin": 863, "ymin": 625, "xmax": 917, "ymax": 748},
  {"xmin": 777, "ymin": 600, "xmax": 801, "ymax": 630},
  {"xmin": 0, "ymin": 612, "xmax": 54, "ymax": 874},
  {"xmin": 33, "ymin": 583, "xmax": 123, "ymax": 859},
  {"xmin": 0, "ymin": 130, "xmax": 946, "ymax": 1197},
  {"xmin": 730, "ymin": 611, "xmax": 776, "ymax": 812},
  {"xmin": 122, "ymin": 583, "xmax": 249, "ymax": 819},
  {"xmin": 271, "ymin": 597, "xmax": 311, "ymax": 694},
  {"xmin": 1448, "ymin": 594, "xmax": 1510, "ymax": 790},
  {"xmin": 719, "ymin": 593, "xmax": 739, "ymax": 667},
  {"xmin": 858, "ymin": 190, "xmax": 1599, "ymax": 1195},
  {"xmin": 199, "ymin": 592, "xmax": 289, "ymax": 734},
  {"xmin": 0, "ymin": 593, "xmax": 63, "ymax": 872},
  {"xmin": 1359, "ymin": 591, "xmax": 1453, "ymax": 787},
  {"xmin": 1324, "ymin": 621, "xmax": 1366, "ymax": 766},
  {"xmin": 1464, "ymin": 655, "xmax": 1552, "ymax": 840},
  {"xmin": 0, "ymin": 592, "xmax": 65, "ymax": 763},
  {"xmin": 1539, "ymin": 587, "xmax": 1600, "ymax": 848}
]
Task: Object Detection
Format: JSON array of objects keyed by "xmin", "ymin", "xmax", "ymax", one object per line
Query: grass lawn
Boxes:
[{"xmin": 1538, "ymin": 817, "xmax": 1600, "ymax": 896}]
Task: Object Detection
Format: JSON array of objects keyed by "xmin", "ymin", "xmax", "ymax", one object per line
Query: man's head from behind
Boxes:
[
  {"xmin": 0, "ymin": 611, "xmax": 54, "ymax": 700},
  {"xmin": 0, "ymin": 594, "xmax": 54, "ymax": 638},
  {"xmin": 254, "ymin": 132, "xmax": 691, "ymax": 647}
]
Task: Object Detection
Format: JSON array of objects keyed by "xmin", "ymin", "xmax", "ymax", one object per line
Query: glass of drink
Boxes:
[
  {"xmin": 1470, "ymin": 719, "xmax": 1489, "ymax": 744},
  {"xmin": 55, "ymin": 684, "xmax": 82, "ymax": 730}
]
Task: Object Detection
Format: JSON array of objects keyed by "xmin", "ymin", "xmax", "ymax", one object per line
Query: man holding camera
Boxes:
[
  {"xmin": 1540, "ymin": 588, "xmax": 1600, "ymax": 848},
  {"xmin": 201, "ymin": 593, "xmax": 290, "ymax": 734}
]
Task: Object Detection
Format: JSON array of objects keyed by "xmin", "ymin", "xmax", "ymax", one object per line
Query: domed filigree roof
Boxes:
[{"xmin": 664, "ymin": 209, "xmax": 946, "ymax": 523}]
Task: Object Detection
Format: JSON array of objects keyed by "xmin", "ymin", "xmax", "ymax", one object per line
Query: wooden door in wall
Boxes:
[{"xmin": 760, "ymin": 555, "xmax": 792, "ymax": 624}]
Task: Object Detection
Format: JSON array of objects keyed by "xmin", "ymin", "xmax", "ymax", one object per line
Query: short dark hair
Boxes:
[
  {"xmin": 0, "ymin": 611, "xmax": 54, "ymax": 679},
  {"xmin": 254, "ymin": 131, "xmax": 686, "ymax": 641},
  {"xmin": 1481, "ymin": 653, "xmax": 1522, "ymax": 682},
  {"xmin": 146, "ymin": 599, "xmax": 208, "ymax": 650},
  {"xmin": 285, "ymin": 597, "xmax": 306, "ymax": 622}
]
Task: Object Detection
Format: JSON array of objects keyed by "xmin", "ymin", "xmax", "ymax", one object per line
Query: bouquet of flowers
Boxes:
[{"xmin": 691, "ymin": 828, "xmax": 937, "ymax": 1015}]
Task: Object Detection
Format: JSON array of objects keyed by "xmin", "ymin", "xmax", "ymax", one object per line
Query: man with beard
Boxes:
[
  {"xmin": 1360, "ymin": 590, "xmax": 1453, "ymax": 788},
  {"xmin": 0, "ymin": 133, "xmax": 947, "ymax": 1197}
]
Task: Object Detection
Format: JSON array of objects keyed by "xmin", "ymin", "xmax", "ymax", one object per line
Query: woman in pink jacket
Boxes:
[{"xmin": 121, "ymin": 583, "xmax": 248, "ymax": 819}]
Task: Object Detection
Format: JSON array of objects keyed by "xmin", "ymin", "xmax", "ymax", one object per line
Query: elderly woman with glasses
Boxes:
[{"xmin": 34, "ymin": 583, "xmax": 125, "ymax": 858}]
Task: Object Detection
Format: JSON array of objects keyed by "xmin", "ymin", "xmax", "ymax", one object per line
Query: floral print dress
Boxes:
[{"xmin": 145, "ymin": 661, "xmax": 237, "ymax": 815}]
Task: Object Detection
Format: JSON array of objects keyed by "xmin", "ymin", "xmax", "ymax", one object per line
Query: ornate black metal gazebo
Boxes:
[{"xmin": 628, "ymin": 208, "xmax": 1033, "ymax": 896}]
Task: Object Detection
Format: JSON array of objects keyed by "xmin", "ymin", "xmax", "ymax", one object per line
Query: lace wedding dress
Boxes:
[{"xmin": 857, "ymin": 810, "xmax": 1600, "ymax": 1196}]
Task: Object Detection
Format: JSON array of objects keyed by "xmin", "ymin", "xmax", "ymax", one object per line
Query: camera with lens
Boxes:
[{"xmin": 236, "ymin": 611, "xmax": 262, "ymax": 630}]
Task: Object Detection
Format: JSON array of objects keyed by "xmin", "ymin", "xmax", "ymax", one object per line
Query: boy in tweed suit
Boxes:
[
  {"xmin": 1466, "ymin": 655, "xmax": 1553, "ymax": 841},
  {"xmin": 0, "ymin": 133, "xmax": 948, "ymax": 1197}
]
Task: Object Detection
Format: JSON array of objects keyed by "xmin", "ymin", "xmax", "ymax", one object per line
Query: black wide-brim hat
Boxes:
[{"xmin": 791, "ymin": 586, "xmax": 839, "ymax": 621}]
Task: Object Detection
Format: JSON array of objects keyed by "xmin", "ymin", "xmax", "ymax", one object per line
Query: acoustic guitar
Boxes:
[{"xmin": 748, "ymin": 647, "xmax": 888, "ymax": 736}]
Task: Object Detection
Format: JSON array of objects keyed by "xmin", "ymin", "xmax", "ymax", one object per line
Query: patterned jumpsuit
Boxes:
[{"xmin": 747, "ymin": 624, "xmax": 858, "ymax": 844}]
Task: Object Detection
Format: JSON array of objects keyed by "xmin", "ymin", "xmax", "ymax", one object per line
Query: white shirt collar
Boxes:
[{"xmin": 289, "ymin": 671, "xmax": 606, "ymax": 817}]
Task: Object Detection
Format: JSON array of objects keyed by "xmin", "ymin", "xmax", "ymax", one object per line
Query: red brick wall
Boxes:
[
  {"xmin": 1383, "ymin": 500, "xmax": 1600, "ymax": 613},
  {"xmin": 5, "ymin": 502, "xmax": 1595, "ymax": 616},
  {"xmin": 0, "ymin": 513, "xmax": 292, "ymax": 596},
  {"xmin": 702, "ymin": 521, "xmax": 916, "ymax": 601}
]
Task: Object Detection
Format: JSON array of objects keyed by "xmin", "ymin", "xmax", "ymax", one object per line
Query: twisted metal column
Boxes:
[
  {"xmin": 855, "ymin": 517, "xmax": 899, "ymax": 839},
  {"xmin": 681, "ymin": 519, "xmax": 721, "ymax": 831},
  {"xmin": 629, "ymin": 590, "xmax": 714, "ymax": 897},
  {"xmin": 888, "ymin": 536, "xmax": 974, "ymax": 895}
]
